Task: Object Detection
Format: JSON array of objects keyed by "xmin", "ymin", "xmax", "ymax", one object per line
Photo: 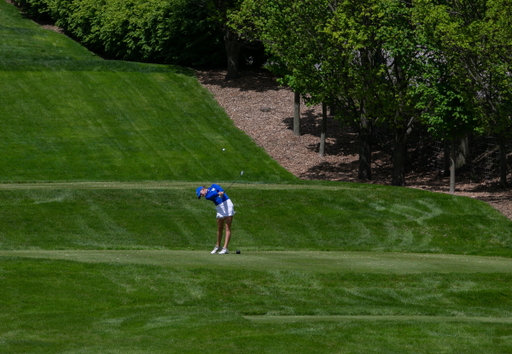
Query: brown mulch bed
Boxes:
[{"xmin": 196, "ymin": 68, "xmax": 512, "ymax": 220}]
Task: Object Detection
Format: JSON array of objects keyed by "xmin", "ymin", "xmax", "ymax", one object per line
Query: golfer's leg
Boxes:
[
  {"xmin": 216, "ymin": 218, "xmax": 224, "ymax": 247},
  {"xmin": 223, "ymin": 216, "xmax": 233, "ymax": 249}
]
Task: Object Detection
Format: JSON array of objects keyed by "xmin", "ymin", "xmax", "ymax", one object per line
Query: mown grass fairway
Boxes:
[
  {"xmin": 2, "ymin": 250, "xmax": 512, "ymax": 274},
  {"xmin": 2, "ymin": 254, "xmax": 512, "ymax": 353},
  {"xmin": 1, "ymin": 1, "xmax": 512, "ymax": 352}
]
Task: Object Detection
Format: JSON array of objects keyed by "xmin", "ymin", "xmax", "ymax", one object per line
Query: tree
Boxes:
[
  {"xmin": 195, "ymin": 0, "xmax": 260, "ymax": 80},
  {"xmin": 311, "ymin": 0, "xmax": 426, "ymax": 184},
  {"xmin": 414, "ymin": 0, "xmax": 512, "ymax": 188},
  {"xmin": 236, "ymin": 0, "xmax": 511, "ymax": 186},
  {"xmin": 294, "ymin": 92, "xmax": 301, "ymax": 137},
  {"xmin": 470, "ymin": 0, "xmax": 512, "ymax": 186},
  {"xmin": 418, "ymin": 75, "xmax": 479, "ymax": 193},
  {"xmin": 263, "ymin": 59, "xmax": 304, "ymax": 136},
  {"xmin": 343, "ymin": 0, "xmax": 425, "ymax": 186},
  {"xmin": 320, "ymin": 103, "xmax": 328, "ymax": 157},
  {"xmin": 387, "ymin": 1, "xmax": 450, "ymax": 186}
]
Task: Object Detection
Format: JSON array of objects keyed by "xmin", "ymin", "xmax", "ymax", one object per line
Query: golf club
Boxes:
[{"xmin": 225, "ymin": 171, "xmax": 244, "ymax": 192}]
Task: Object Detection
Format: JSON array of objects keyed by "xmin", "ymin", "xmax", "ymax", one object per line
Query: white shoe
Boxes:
[
  {"xmin": 211, "ymin": 246, "xmax": 220, "ymax": 254},
  {"xmin": 218, "ymin": 247, "xmax": 229, "ymax": 255}
]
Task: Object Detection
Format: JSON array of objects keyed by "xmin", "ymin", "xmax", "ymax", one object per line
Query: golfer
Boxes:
[{"xmin": 196, "ymin": 184, "xmax": 235, "ymax": 254}]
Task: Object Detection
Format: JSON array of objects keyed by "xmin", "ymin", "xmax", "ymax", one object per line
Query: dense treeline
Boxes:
[
  {"xmin": 233, "ymin": 0, "xmax": 512, "ymax": 189},
  {"xmin": 14, "ymin": 0, "xmax": 227, "ymax": 66}
]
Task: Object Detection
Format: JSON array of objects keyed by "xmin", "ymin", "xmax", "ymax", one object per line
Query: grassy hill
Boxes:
[
  {"xmin": 0, "ymin": 1, "xmax": 294, "ymax": 184},
  {"xmin": 1, "ymin": 1, "xmax": 512, "ymax": 353}
]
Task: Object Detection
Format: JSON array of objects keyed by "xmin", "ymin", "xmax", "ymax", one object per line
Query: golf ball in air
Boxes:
[{"xmin": 222, "ymin": 148, "xmax": 225, "ymax": 151}]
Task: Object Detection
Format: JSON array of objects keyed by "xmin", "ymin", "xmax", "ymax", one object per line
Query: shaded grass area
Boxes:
[
  {"xmin": 0, "ymin": 1, "xmax": 97, "ymax": 61},
  {"xmin": 1, "ymin": 257, "xmax": 512, "ymax": 353},
  {"xmin": 245, "ymin": 315, "xmax": 512, "ymax": 323},
  {"xmin": 0, "ymin": 186, "xmax": 511, "ymax": 256}
]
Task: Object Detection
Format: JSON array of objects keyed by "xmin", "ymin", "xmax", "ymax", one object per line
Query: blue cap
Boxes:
[{"xmin": 196, "ymin": 186, "xmax": 203, "ymax": 199}]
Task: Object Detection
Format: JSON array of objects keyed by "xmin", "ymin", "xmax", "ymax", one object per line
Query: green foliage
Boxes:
[
  {"xmin": 201, "ymin": 0, "xmax": 245, "ymax": 25},
  {"xmin": 14, "ymin": 0, "xmax": 226, "ymax": 66},
  {"xmin": 236, "ymin": 0, "xmax": 422, "ymax": 123},
  {"xmin": 413, "ymin": 0, "xmax": 512, "ymax": 138},
  {"xmin": 236, "ymin": 0, "xmax": 335, "ymax": 105},
  {"xmin": 237, "ymin": 0, "xmax": 512, "ymax": 140},
  {"xmin": 235, "ymin": 0, "xmax": 432, "ymax": 183},
  {"xmin": 418, "ymin": 82, "xmax": 480, "ymax": 140}
]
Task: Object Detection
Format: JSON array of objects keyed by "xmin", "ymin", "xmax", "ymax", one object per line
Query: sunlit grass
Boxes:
[
  {"xmin": 0, "ymin": 186, "xmax": 510, "ymax": 256},
  {"xmin": 1, "ymin": 257, "xmax": 512, "ymax": 353}
]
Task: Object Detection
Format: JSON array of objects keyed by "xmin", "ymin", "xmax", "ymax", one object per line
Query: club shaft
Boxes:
[{"xmin": 225, "ymin": 174, "xmax": 243, "ymax": 192}]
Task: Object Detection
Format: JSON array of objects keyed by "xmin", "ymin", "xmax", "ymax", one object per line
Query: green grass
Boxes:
[
  {"xmin": 1, "ymin": 1, "xmax": 512, "ymax": 352},
  {"xmin": 0, "ymin": 184, "xmax": 511, "ymax": 256},
  {"xmin": 3, "ymin": 250, "xmax": 512, "ymax": 274},
  {"xmin": 1, "ymin": 257, "xmax": 512, "ymax": 353},
  {"xmin": 0, "ymin": 0, "xmax": 99, "ymax": 62},
  {"xmin": 0, "ymin": 59, "xmax": 293, "ymax": 183},
  {"xmin": 1, "ymin": 184, "xmax": 511, "ymax": 353}
]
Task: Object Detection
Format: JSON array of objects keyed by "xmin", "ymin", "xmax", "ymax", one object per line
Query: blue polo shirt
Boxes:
[{"xmin": 205, "ymin": 184, "xmax": 230, "ymax": 206}]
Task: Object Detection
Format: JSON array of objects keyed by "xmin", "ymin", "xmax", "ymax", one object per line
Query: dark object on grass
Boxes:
[{"xmin": 236, "ymin": 250, "xmax": 241, "ymax": 254}]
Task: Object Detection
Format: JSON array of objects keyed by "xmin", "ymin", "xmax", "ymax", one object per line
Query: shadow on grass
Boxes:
[{"xmin": 0, "ymin": 59, "xmax": 196, "ymax": 76}]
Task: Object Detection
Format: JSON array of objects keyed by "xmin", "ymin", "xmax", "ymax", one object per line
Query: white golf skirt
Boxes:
[{"xmin": 216, "ymin": 199, "xmax": 235, "ymax": 219}]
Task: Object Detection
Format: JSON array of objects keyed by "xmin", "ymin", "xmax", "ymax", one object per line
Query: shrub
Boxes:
[{"xmin": 14, "ymin": 0, "xmax": 226, "ymax": 66}]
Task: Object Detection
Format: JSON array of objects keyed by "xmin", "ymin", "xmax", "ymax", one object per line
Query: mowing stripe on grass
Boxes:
[
  {"xmin": 0, "ymin": 182, "xmax": 350, "ymax": 190},
  {"xmin": 244, "ymin": 315, "xmax": 512, "ymax": 324},
  {"xmin": 0, "ymin": 181, "xmax": 198, "ymax": 190},
  {"xmin": 1, "ymin": 250, "xmax": 511, "ymax": 274}
]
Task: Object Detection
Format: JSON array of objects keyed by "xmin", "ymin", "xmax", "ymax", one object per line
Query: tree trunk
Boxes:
[
  {"xmin": 319, "ymin": 103, "xmax": 327, "ymax": 157},
  {"xmin": 294, "ymin": 92, "xmax": 300, "ymax": 136},
  {"xmin": 450, "ymin": 139, "xmax": 456, "ymax": 194},
  {"xmin": 358, "ymin": 122, "xmax": 372, "ymax": 180},
  {"xmin": 499, "ymin": 136, "xmax": 509, "ymax": 187},
  {"xmin": 223, "ymin": 26, "xmax": 241, "ymax": 81},
  {"xmin": 392, "ymin": 138, "xmax": 407, "ymax": 186},
  {"xmin": 329, "ymin": 104, "xmax": 339, "ymax": 116},
  {"xmin": 456, "ymin": 135, "xmax": 469, "ymax": 168},
  {"xmin": 443, "ymin": 139, "xmax": 450, "ymax": 177}
]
